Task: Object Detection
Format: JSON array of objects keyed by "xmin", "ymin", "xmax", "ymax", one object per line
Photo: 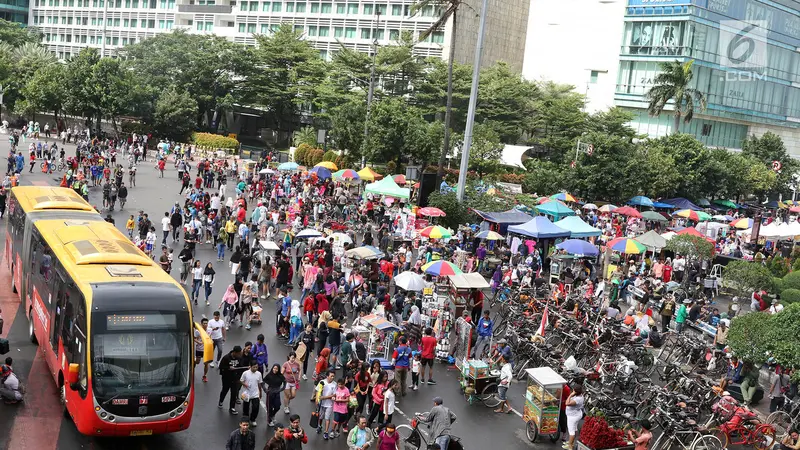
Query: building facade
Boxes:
[
  {"xmin": 453, "ymin": 0, "xmax": 529, "ymax": 72},
  {"xmin": 524, "ymin": 0, "xmax": 800, "ymax": 154},
  {"xmin": 1, "ymin": 0, "xmax": 29, "ymax": 23},
  {"xmin": 29, "ymin": 0, "xmax": 528, "ymax": 69}
]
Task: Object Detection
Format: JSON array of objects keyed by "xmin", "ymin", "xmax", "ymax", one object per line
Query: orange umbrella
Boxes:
[{"xmin": 357, "ymin": 167, "xmax": 383, "ymax": 181}]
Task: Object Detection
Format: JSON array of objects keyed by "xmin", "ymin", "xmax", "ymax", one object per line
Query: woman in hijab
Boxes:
[
  {"xmin": 404, "ymin": 305, "xmax": 423, "ymax": 348},
  {"xmin": 289, "ymin": 299, "xmax": 303, "ymax": 345},
  {"xmin": 218, "ymin": 284, "xmax": 238, "ymax": 326},
  {"xmin": 317, "ymin": 310, "xmax": 332, "ymax": 355}
]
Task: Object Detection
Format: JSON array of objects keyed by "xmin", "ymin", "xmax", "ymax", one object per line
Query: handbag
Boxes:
[{"xmin": 309, "ymin": 406, "xmax": 320, "ymax": 429}]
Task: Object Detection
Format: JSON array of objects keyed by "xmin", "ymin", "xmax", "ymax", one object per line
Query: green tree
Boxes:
[
  {"xmin": 526, "ymin": 82, "xmax": 588, "ymax": 164},
  {"xmin": 742, "ymin": 132, "xmax": 797, "ymax": 197},
  {"xmin": 476, "ymin": 62, "xmax": 537, "ymax": 143},
  {"xmin": 17, "ymin": 63, "xmax": 67, "ymax": 121},
  {"xmin": 723, "ymin": 260, "xmax": 775, "ymax": 299},
  {"xmin": 767, "ymin": 304, "xmax": 800, "ymax": 372},
  {"xmin": 151, "ymin": 89, "xmax": 198, "ymax": 142},
  {"xmin": 639, "ymin": 134, "xmax": 720, "ymax": 200},
  {"xmin": 0, "ymin": 19, "xmax": 42, "ymax": 47},
  {"xmin": 665, "ymin": 234, "xmax": 715, "ymax": 286},
  {"xmin": 363, "ymin": 97, "xmax": 423, "ymax": 163},
  {"xmin": 248, "ymin": 24, "xmax": 325, "ymax": 140},
  {"xmin": 646, "ymin": 60, "xmax": 707, "ymax": 133},
  {"xmin": 376, "ymin": 31, "xmax": 425, "ymax": 97},
  {"xmin": 727, "ymin": 311, "xmax": 772, "ymax": 364},
  {"xmin": 466, "ymin": 122, "xmax": 503, "ymax": 179},
  {"xmin": 328, "ymin": 98, "xmax": 366, "ymax": 161},
  {"xmin": 293, "ymin": 126, "xmax": 318, "ymax": 148}
]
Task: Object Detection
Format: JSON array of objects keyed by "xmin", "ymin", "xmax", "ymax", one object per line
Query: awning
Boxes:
[
  {"xmin": 508, "ymin": 216, "xmax": 571, "ymax": 239},
  {"xmin": 555, "ymin": 216, "xmax": 601, "ymax": 238},
  {"xmin": 500, "ymin": 145, "xmax": 533, "ymax": 170},
  {"xmin": 661, "ymin": 198, "xmax": 703, "ymax": 211},
  {"xmin": 364, "ymin": 176, "xmax": 410, "ymax": 199},
  {"xmin": 473, "ymin": 208, "xmax": 533, "ymax": 225},
  {"xmin": 448, "ymin": 272, "xmax": 490, "ymax": 289}
]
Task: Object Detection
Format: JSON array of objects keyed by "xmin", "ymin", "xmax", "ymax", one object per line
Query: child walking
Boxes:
[{"xmin": 411, "ymin": 353, "xmax": 421, "ymax": 391}]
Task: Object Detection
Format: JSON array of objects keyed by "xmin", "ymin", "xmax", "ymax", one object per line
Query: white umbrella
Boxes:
[
  {"xmin": 296, "ymin": 228, "xmax": 323, "ymax": 239},
  {"xmin": 259, "ymin": 240, "xmax": 280, "ymax": 251},
  {"xmin": 259, "ymin": 168, "xmax": 275, "ymax": 174},
  {"xmin": 394, "ymin": 271, "xmax": 426, "ymax": 291},
  {"xmin": 345, "ymin": 246, "xmax": 384, "ymax": 260},
  {"xmin": 661, "ymin": 231, "xmax": 677, "ymax": 241},
  {"xmin": 583, "ymin": 203, "xmax": 598, "ymax": 210}
]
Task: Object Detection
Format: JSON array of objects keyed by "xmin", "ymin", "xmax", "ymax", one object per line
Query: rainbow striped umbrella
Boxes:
[
  {"xmin": 730, "ymin": 218, "xmax": 754, "ymax": 229},
  {"xmin": 419, "ymin": 226, "xmax": 452, "ymax": 239},
  {"xmin": 607, "ymin": 237, "xmax": 647, "ymax": 254},
  {"xmin": 550, "ymin": 192, "xmax": 577, "ymax": 202},
  {"xmin": 673, "ymin": 209, "xmax": 711, "ymax": 222},
  {"xmin": 422, "ymin": 260, "xmax": 463, "ymax": 277},
  {"xmin": 598, "ymin": 204, "xmax": 618, "ymax": 213},
  {"xmin": 333, "ymin": 169, "xmax": 360, "ymax": 181},
  {"xmin": 475, "ymin": 230, "xmax": 504, "ymax": 240}
]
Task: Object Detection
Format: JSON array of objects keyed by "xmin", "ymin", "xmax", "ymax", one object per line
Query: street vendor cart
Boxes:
[
  {"xmin": 447, "ymin": 273, "xmax": 490, "ymax": 319},
  {"xmin": 458, "ymin": 359, "xmax": 502, "ymax": 407},
  {"xmin": 352, "ymin": 313, "xmax": 401, "ymax": 379},
  {"xmin": 524, "ymin": 367, "xmax": 567, "ymax": 443}
]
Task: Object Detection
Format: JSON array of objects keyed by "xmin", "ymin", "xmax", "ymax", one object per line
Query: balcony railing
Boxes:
[{"xmin": 177, "ymin": 4, "xmax": 231, "ymax": 13}]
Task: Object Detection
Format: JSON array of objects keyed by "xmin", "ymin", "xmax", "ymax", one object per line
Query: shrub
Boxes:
[
  {"xmin": 723, "ymin": 260, "xmax": 775, "ymax": 299},
  {"xmin": 781, "ymin": 289, "xmax": 800, "ymax": 304},
  {"xmin": 322, "ymin": 150, "xmax": 337, "ymax": 162},
  {"xmin": 308, "ymin": 148, "xmax": 324, "ymax": 166},
  {"xmin": 767, "ymin": 256, "xmax": 790, "ymax": 278},
  {"xmin": 782, "ymin": 271, "xmax": 800, "ymax": 292},
  {"xmin": 386, "ymin": 161, "xmax": 397, "ymax": 174},
  {"xmin": 192, "ymin": 132, "xmax": 239, "ymax": 150},
  {"xmin": 294, "ymin": 143, "xmax": 312, "ymax": 164},
  {"xmin": 499, "ymin": 173, "xmax": 526, "ymax": 185}
]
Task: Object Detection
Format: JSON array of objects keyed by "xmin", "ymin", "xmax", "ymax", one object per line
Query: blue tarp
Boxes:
[
  {"xmin": 652, "ymin": 202, "xmax": 677, "ymax": 209},
  {"xmin": 661, "ymin": 198, "xmax": 703, "ymax": 211},
  {"xmin": 508, "ymin": 216, "xmax": 571, "ymax": 239},
  {"xmin": 629, "ymin": 196, "xmax": 654, "ymax": 207},
  {"xmin": 473, "ymin": 209, "xmax": 533, "ymax": 225},
  {"xmin": 555, "ymin": 216, "xmax": 602, "ymax": 238}
]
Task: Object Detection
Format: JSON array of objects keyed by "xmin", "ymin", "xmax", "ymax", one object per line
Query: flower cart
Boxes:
[
  {"xmin": 524, "ymin": 367, "xmax": 566, "ymax": 443},
  {"xmin": 577, "ymin": 415, "xmax": 634, "ymax": 450}
]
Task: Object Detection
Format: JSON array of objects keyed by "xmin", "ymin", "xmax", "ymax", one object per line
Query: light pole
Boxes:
[
  {"xmin": 362, "ymin": 10, "xmax": 381, "ymax": 166},
  {"xmin": 456, "ymin": 0, "xmax": 489, "ymax": 202},
  {"xmin": 101, "ymin": 0, "xmax": 109, "ymax": 57}
]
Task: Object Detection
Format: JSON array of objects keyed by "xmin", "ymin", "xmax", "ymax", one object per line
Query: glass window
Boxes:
[
  {"xmin": 238, "ymin": 23, "xmax": 245, "ymax": 32},
  {"xmin": 431, "ymin": 30, "xmax": 443, "ymax": 43},
  {"xmin": 335, "ymin": 2, "xmax": 343, "ymax": 13},
  {"xmin": 346, "ymin": 3, "xmax": 356, "ymax": 14},
  {"xmin": 262, "ymin": 1, "xmax": 269, "ymax": 10},
  {"xmin": 374, "ymin": 28, "xmax": 384, "ymax": 40},
  {"xmin": 320, "ymin": 49, "xmax": 327, "ymax": 60},
  {"xmin": 318, "ymin": 26, "xmax": 328, "ymax": 36},
  {"xmin": 590, "ymin": 70, "xmax": 599, "ymax": 84},
  {"xmin": 112, "ymin": 37, "xmax": 118, "ymax": 45},
  {"xmin": 132, "ymin": 0, "xmax": 137, "ymax": 6},
  {"xmin": 130, "ymin": 18, "xmax": 137, "ymax": 26},
  {"xmin": 113, "ymin": 18, "xmax": 120, "ymax": 26},
  {"xmin": 270, "ymin": 24, "xmax": 279, "ymax": 31},
  {"xmin": 240, "ymin": 1, "xmax": 246, "ymax": 9},
  {"xmin": 166, "ymin": 19, "xmax": 173, "ymax": 28},
  {"xmin": 363, "ymin": 3, "xmax": 372, "ymax": 14},
  {"xmin": 260, "ymin": 24, "xmax": 268, "ymax": 33},
  {"xmin": 310, "ymin": 2, "xmax": 318, "ymax": 12},
  {"xmin": 422, "ymin": 5, "xmax": 433, "ymax": 16},
  {"xmin": 361, "ymin": 28, "xmax": 369, "ymax": 39},
  {"xmin": 204, "ymin": 21, "xmax": 213, "ymax": 30},
  {"xmin": 307, "ymin": 25, "xmax": 317, "ymax": 35},
  {"xmin": 249, "ymin": 1, "xmax": 256, "ymax": 10},
  {"xmin": 295, "ymin": 2, "xmax": 304, "ymax": 11},
  {"xmin": 389, "ymin": 28, "xmax": 399, "ymax": 40},
  {"xmin": 334, "ymin": 26, "xmax": 342, "ymax": 37},
  {"xmin": 320, "ymin": 2, "xmax": 330, "ymax": 13},
  {"xmin": 123, "ymin": 18, "xmax": 128, "ymax": 26},
  {"xmin": 148, "ymin": 19, "xmax": 154, "ymax": 27},
  {"xmin": 158, "ymin": 19, "xmax": 164, "ymax": 28},
  {"xmin": 376, "ymin": 4, "xmax": 385, "ymax": 14},
  {"xmin": 271, "ymin": 1, "xmax": 280, "ymax": 11},
  {"xmin": 285, "ymin": 2, "xmax": 293, "ymax": 11},
  {"xmin": 345, "ymin": 26, "xmax": 355, "ymax": 38},
  {"xmin": 391, "ymin": 4, "xmax": 400, "ymax": 15},
  {"xmin": 247, "ymin": 23, "xmax": 255, "ymax": 32}
]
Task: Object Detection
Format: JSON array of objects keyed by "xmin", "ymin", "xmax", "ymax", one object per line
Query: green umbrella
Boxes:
[
  {"xmin": 713, "ymin": 199, "xmax": 738, "ymax": 209},
  {"xmin": 641, "ymin": 211, "xmax": 668, "ymax": 222}
]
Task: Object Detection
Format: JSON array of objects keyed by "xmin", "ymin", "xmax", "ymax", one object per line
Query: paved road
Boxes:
[{"xmin": 0, "ymin": 137, "xmax": 537, "ymax": 450}]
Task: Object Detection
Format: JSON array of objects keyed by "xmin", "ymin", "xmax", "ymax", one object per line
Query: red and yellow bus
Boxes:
[{"xmin": 6, "ymin": 187, "xmax": 211, "ymax": 436}]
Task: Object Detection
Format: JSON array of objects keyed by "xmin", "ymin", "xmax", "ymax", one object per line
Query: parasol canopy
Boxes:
[
  {"xmin": 394, "ymin": 271, "xmax": 426, "ymax": 291},
  {"xmin": 364, "ymin": 176, "xmax": 410, "ymax": 199},
  {"xmin": 635, "ymin": 230, "xmax": 668, "ymax": 249},
  {"xmin": 615, "ymin": 206, "xmax": 643, "ymax": 218},
  {"xmin": 278, "ymin": 162, "xmax": 299, "ymax": 171},
  {"xmin": 332, "ymin": 169, "xmax": 360, "ymax": 181},
  {"xmin": 641, "ymin": 211, "xmax": 668, "ymax": 222},
  {"xmin": 555, "ymin": 239, "xmax": 599, "ymax": 256},
  {"xmin": 598, "ymin": 204, "xmax": 618, "ymax": 213},
  {"xmin": 295, "ymin": 228, "xmax": 323, "ymax": 239},
  {"xmin": 393, "ymin": 174, "xmax": 407, "ymax": 185},
  {"xmin": 555, "ymin": 216, "xmax": 601, "ymax": 238},
  {"xmin": 583, "ymin": 203, "xmax": 598, "ymax": 210},
  {"xmin": 713, "ymin": 199, "xmax": 738, "ymax": 209},
  {"xmin": 730, "ymin": 218, "xmax": 754, "ymax": 229},
  {"xmin": 417, "ymin": 207, "xmax": 446, "ymax": 218},
  {"xmin": 345, "ymin": 245, "xmax": 385, "ymax": 260},
  {"xmin": 419, "ymin": 225, "xmax": 452, "ymax": 239},
  {"xmin": 357, "ymin": 167, "xmax": 383, "ymax": 181},
  {"xmin": 537, "ymin": 200, "xmax": 577, "ymax": 221},
  {"xmin": 422, "ymin": 260, "xmax": 463, "ymax": 277},
  {"xmin": 309, "ymin": 166, "xmax": 332, "ymax": 179},
  {"xmin": 550, "ymin": 192, "xmax": 577, "ymax": 202},
  {"xmin": 674, "ymin": 209, "xmax": 711, "ymax": 222},
  {"xmin": 315, "ymin": 161, "xmax": 338, "ymax": 171},
  {"xmin": 629, "ymin": 196, "xmax": 654, "ymax": 207},
  {"xmin": 607, "ymin": 237, "xmax": 647, "ymax": 254},
  {"xmin": 696, "ymin": 198, "xmax": 712, "ymax": 207},
  {"xmin": 475, "ymin": 230, "xmax": 504, "ymax": 240},
  {"xmin": 259, "ymin": 168, "xmax": 276, "ymax": 174}
]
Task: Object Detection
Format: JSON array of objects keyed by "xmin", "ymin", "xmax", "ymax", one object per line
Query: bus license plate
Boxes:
[{"xmin": 130, "ymin": 430, "xmax": 153, "ymax": 436}]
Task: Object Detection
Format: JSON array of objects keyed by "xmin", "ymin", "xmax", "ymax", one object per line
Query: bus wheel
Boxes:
[{"xmin": 29, "ymin": 314, "xmax": 37, "ymax": 344}]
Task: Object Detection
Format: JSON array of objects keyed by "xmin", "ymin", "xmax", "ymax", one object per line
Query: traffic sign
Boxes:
[
  {"xmin": 570, "ymin": 160, "xmax": 576, "ymax": 168},
  {"xmin": 587, "ymin": 145, "xmax": 594, "ymax": 156},
  {"xmin": 773, "ymin": 160, "xmax": 782, "ymax": 172}
]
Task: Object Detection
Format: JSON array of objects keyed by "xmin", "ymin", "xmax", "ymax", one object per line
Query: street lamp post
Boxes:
[
  {"xmin": 456, "ymin": 0, "xmax": 489, "ymax": 202},
  {"xmin": 362, "ymin": 10, "xmax": 381, "ymax": 166}
]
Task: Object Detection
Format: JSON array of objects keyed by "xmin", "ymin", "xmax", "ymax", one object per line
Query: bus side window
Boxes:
[{"xmin": 66, "ymin": 282, "xmax": 85, "ymax": 373}]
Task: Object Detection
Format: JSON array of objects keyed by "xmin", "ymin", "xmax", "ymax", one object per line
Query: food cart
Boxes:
[
  {"xmin": 524, "ymin": 367, "xmax": 566, "ymax": 443},
  {"xmin": 549, "ymin": 254, "xmax": 580, "ymax": 286},
  {"xmin": 458, "ymin": 359, "xmax": 501, "ymax": 407},
  {"xmin": 447, "ymin": 273, "xmax": 490, "ymax": 319},
  {"xmin": 351, "ymin": 314, "xmax": 401, "ymax": 379}
]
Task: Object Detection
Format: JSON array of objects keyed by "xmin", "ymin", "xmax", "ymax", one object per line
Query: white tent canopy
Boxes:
[{"xmin": 500, "ymin": 145, "xmax": 533, "ymax": 170}]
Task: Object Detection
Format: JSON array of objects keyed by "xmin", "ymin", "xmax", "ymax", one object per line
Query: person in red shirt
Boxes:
[
  {"xmin": 236, "ymin": 206, "xmax": 246, "ymax": 223},
  {"xmin": 194, "ymin": 176, "xmax": 202, "ymax": 189},
  {"xmin": 283, "ymin": 414, "xmax": 309, "ymax": 446},
  {"xmin": 419, "ymin": 327, "xmax": 438, "ymax": 385},
  {"xmin": 157, "ymin": 158, "xmax": 166, "ymax": 177},
  {"xmin": 316, "ymin": 293, "xmax": 329, "ymax": 315},
  {"xmin": 303, "ymin": 295, "xmax": 315, "ymax": 325}
]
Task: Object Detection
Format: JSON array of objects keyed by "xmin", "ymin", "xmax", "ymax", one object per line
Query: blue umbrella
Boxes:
[
  {"xmin": 309, "ymin": 166, "xmax": 332, "ymax": 179},
  {"xmin": 278, "ymin": 162, "xmax": 299, "ymax": 171},
  {"xmin": 629, "ymin": 196, "xmax": 654, "ymax": 207},
  {"xmin": 555, "ymin": 239, "xmax": 599, "ymax": 256}
]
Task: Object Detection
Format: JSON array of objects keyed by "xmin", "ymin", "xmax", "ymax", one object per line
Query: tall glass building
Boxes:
[
  {"xmin": 524, "ymin": 0, "xmax": 800, "ymax": 153},
  {"xmin": 1, "ymin": 0, "xmax": 29, "ymax": 23}
]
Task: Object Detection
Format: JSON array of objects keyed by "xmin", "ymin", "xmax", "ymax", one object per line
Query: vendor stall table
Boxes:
[{"xmin": 524, "ymin": 367, "xmax": 567, "ymax": 443}]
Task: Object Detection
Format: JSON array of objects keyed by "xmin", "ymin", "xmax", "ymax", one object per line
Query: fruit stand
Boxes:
[{"xmin": 524, "ymin": 367, "xmax": 566, "ymax": 443}]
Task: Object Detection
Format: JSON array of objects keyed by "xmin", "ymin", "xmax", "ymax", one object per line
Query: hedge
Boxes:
[
  {"xmin": 781, "ymin": 289, "xmax": 800, "ymax": 304},
  {"xmin": 192, "ymin": 132, "xmax": 239, "ymax": 150}
]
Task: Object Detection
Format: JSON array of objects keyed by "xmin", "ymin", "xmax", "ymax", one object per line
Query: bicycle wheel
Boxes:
[
  {"xmin": 692, "ymin": 434, "xmax": 724, "ymax": 450},
  {"xmin": 753, "ymin": 425, "xmax": 776, "ymax": 450},
  {"xmin": 395, "ymin": 425, "xmax": 418, "ymax": 450},
  {"xmin": 515, "ymin": 358, "xmax": 531, "ymax": 381},
  {"xmin": 709, "ymin": 428, "xmax": 730, "ymax": 449},
  {"xmin": 526, "ymin": 420, "xmax": 539, "ymax": 442},
  {"xmin": 481, "ymin": 382, "xmax": 502, "ymax": 408},
  {"xmin": 766, "ymin": 411, "xmax": 792, "ymax": 438}
]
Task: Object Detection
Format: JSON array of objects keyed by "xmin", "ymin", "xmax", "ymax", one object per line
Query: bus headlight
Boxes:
[
  {"xmin": 100, "ymin": 412, "xmax": 107, "ymax": 419},
  {"xmin": 176, "ymin": 407, "xmax": 184, "ymax": 415},
  {"xmin": 108, "ymin": 416, "xmax": 115, "ymax": 422}
]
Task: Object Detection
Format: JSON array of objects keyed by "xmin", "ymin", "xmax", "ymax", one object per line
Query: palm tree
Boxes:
[
  {"xmin": 646, "ymin": 60, "xmax": 707, "ymax": 134},
  {"xmin": 292, "ymin": 126, "xmax": 318, "ymax": 147},
  {"xmin": 414, "ymin": 0, "xmax": 464, "ymax": 186}
]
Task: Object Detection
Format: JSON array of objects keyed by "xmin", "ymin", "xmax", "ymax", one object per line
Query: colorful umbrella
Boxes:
[
  {"xmin": 278, "ymin": 162, "xmax": 299, "ymax": 171},
  {"xmin": 418, "ymin": 207, "xmax": 446, "ymax": 217},
  {"xmin": 607, "ymin": 237, "xmax": 647, "ymax": 254},
  {"xmin": 357, "ymin": 167, "xmax": 383, "ymax": 181},
  {"xmin": 583, "ymin": 203, "xmax": 598, "ymax": 210},
  {"xmin": 393, "ymin": 174, "xmax": 407, "ymax": 185},
  {"xmin": 419, "ymin": 226, "xmax": 452, "ymax": 239},
  {"xmin": 673, "ymin": 209, "xmax": 711, "ymax": 222},
  {"xmin": 422, "ymin": 260, "xmax": 463, "ymax": 277},
  {"xmin": 550, "ymin": 192, "xmax": 577, "ymax": 202},
  {"xmin": 333, "ymin": 169, "xmax": 360, "ymax": 181},
  {"xmin": 712, "ymin": 214, "xmax": 733, "ymax": 222},
  {"xmin": 315, "ymin": 161, "xmax": 338, "ymax": 171},
  {"xmin": 598, "ymin": 204, "xmax": 618, "ymax": 213},
  {"xmin": 730, "ymin": 218, "xmax": 754, "ymax": 229},
  {"xmin": 309, "ymin": 166, "xmax": 332, "ymax": 179},
  {"xmin": 475, "ymin": 230, "xmax": 504, "ymax": 240},
  {"xmin": 345, "ymin": 245, "xmax": 384, "ymax": 260},
  {"xmin": 615, "ymin": 206, "xmax": 642, "ymax": 218},
  {"xmin": 556, "ymin": 239, "xmax": 599, "ymax": 256},
  {"xmin": 677, "ymin": 227, "xmax": 714, "ymax": 242}
]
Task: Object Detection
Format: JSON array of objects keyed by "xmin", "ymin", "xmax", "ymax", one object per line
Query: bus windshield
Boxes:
[{"xmin": 91, "ymin": 312, "xmax": 190, "ymax": 398}]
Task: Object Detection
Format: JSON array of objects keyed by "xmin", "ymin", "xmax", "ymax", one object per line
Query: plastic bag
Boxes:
[{"xmin": 564, "ymin": 355, "xmax": 578, "ymax": 371}]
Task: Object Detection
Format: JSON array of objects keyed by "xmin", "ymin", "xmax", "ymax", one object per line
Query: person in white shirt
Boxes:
[
  {"xmin": 161, "ymin": 212, "xmax": 171, "ymax": 246},
  {"xmin": 240, "ymin": 361, "xmax": 264, "ymax": 426},
  {"xmin": 211, "ymin": 193, "xmax": 221, "ymax": 212},
  {"xmin": 494, "ymin": 356, "xmax": 513, "ymax": 414},
  {"xmin": 0, "ymin": 363, "xmax": 23, "ymax": 402},
  {"xmin": 317, "ymin": 371, "xmax": 337, "ymax": 438},
  {"xmin": 673, "ymin": 255, "xmax": 686, "ymax": 282},
  {"xmin": 769, "ymin": 299, "xmax": 784, "ymax": 315},
  {"xmin": 207, "ymin": 311, "xmax": 226, "ymax": 367}
]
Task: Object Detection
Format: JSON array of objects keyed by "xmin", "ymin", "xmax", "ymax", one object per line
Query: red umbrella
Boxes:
[
  {"xmin": 677, "ymin": 227, "xmax": 715, "ymax": 242},
  {"xmin": 393, "ymin": 174, "xmax": 407, "ymax": 185},
  {"xmin": 418, "ymin": 207, "xmax": 446, "ymax": 217},
  {"xmin": 615, "ymin": 206, "xmax": 642, "ymax": 218}
]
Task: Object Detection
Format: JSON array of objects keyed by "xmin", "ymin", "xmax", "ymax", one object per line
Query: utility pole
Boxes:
[
  {"xmin": 456, "ymin": 0, "xmax": 489, "ymax": 202},
  {"xmin": 362, "ymin": 9, "xmax": 381, "ymax": 166},
  {"xmin": 101, "ymin": 0, "xmax": 109, "ymax": 57}
]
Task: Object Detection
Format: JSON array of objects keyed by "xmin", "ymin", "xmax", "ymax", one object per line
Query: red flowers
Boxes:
[{"xmin": 579, "ymin": 416, "xmax": 628, "ymax": 450}]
